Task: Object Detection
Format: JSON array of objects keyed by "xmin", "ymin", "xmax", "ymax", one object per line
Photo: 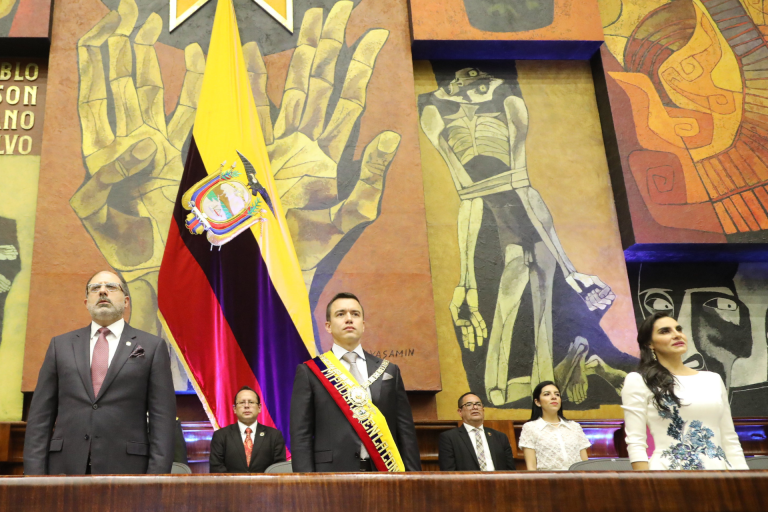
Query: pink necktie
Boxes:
[
  {"xmin": 91, "ymin": 327, "xmax": 110, "ymax": 397},
  {"xmin": 244, "ymin": 427, "xmax": 253, "ymax": 466}
]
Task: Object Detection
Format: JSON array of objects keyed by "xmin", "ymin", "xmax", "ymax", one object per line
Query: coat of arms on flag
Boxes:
[{"xmin": 182, "ymin": 151, "xmax": 276, "ymax": 246}]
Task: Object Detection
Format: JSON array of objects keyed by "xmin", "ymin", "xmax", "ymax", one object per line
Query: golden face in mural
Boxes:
[{"xmin": 70, "ymin": 0, "xmax": 400, "ymax": 382}]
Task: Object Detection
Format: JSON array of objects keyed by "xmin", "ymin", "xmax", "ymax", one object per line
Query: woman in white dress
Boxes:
[
  {"xmin": 519, "ymin": 381, "xmax": 591, "ymax": 470},
  {"xmin": 621, "ymin": 312, "xmax": 748, "ymax": 470}
]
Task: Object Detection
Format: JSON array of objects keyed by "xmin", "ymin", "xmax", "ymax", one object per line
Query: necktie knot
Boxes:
[
  {"xmin": 341, "ymin": 352, "xmax": 358, "ymax": 364},
  {"xmin": 97, "ymin": 327, "xmax": 111, "ymax": 337},
  {"xmin": 245, "ymin": 427, "xmax": 252, "ymax": 435}
]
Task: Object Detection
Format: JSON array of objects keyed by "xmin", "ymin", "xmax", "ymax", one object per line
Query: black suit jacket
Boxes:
[
  {"xmin": 438, "ymin": 426, "xmax": 516, "ymax": 471},
  {"xmin": 209, "ymin": 422, "xmax": 286, "ymax": 473},
  {"xmin": 290, "ymin": 351, "xmax": 421, "ymax": 472},
  {"xmin": 23, "ymin": 324, "xmax": 176, "ymax": 475}
]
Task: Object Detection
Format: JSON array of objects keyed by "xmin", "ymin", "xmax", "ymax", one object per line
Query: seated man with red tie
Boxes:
[{"xmin": 209, "ymin": 386, "xmax": 286, "ymax": 473}]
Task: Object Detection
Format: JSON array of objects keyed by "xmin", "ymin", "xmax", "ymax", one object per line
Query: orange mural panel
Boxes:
[
  {"xmin": 411, "ymin": 0, "xmax": 603, "ymax": 41},
  {"xmin": 598, "ymin": 0, "xmax": 768, "ymax": 243}
]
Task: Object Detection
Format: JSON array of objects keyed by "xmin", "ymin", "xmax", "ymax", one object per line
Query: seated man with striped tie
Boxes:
[
  {"xmin": 209, "ymin": 386, "xmax": 286, "ymax": 473},
  {"xmin": 438, "ymin": 392, "xmax": 516, "ymax": 471}
]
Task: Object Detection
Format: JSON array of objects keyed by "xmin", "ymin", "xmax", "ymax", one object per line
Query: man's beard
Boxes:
[{"xmin": 90, "ymin": 301, "xmax": 124, "ymax": 323}]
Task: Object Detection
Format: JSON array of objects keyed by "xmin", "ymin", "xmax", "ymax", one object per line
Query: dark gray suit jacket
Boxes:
[
  {"xmin": 290, "ymin": 351, "xmax": 421, "ymax": 472},
  {"xmin": 209, "ymin": 422, "xmax": 286, "ymax": 473},
  {"xmin": 23, "ymin": 324, "xmax": 176, "ymax": 475},
  {"xmin": 438, "ymin": 425, "xmax": 516, "ymax": 471}
]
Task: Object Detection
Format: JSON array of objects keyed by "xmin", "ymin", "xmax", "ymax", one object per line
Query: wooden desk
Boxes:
[{"xmin": 1, "ymin": 472, "xmax": 768, "ymax": 512}]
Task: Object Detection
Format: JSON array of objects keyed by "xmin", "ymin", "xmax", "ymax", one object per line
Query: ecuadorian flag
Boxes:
[{"xmin": 158, "ymin": 0, "xmax": 314, "ymax": 449}]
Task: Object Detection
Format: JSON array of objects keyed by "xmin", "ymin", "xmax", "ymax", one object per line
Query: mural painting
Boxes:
[
  {"xmin": 0, "ymin": 0, "xmax": 52, "ymax": 38},
  {"xmin": 410, "ymin": 0, "xmax": 603, "ymax": 51},
  {"xmin": 0, "ymin": 58, "xmax": 46, "ymax": 420},
  {"xmin": 628, "ymin": 261, "xmax": 768, "ymax": 415},
  {"xmin": 600, "ymin": 0, "xmax": 768, "ymax": 243},
  {"xmin": 22, "ymin": 0, "xmax": 440, "ymax": 395},
  {"xmin": 416, "ymin": 60, "xmax": 638, "ymax": 419}
]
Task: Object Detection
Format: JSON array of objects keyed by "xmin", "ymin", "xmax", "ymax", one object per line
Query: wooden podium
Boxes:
[{"xmin": 2, "ymin": 471, "xmax": 768, "ymax": 512}]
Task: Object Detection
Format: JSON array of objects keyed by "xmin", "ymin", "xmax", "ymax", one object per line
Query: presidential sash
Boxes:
[{"xmin": 305, "ymin": 352, "xmax": 405, "ymax": 472}]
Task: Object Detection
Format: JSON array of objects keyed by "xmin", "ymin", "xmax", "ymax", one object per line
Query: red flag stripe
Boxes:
[{"xmin": 159, "ymin": 219, "xmax": 278, "ymax": 431}]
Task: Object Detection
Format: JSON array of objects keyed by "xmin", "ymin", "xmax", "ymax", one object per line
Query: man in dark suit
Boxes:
[
  {"xmin": 439, "ymin": 392, "xmax": 516, "ymax": 471},
  {"xmin": 209, "ymin": 386, "xmax": 286, "ymax": 473},
  {"xmin": 23, "ymin": 270, "xmax": 176, "ymax": 475},
  {"xmin": 290, "ymin": 292, "xmax": 421, "ymax": 472}
]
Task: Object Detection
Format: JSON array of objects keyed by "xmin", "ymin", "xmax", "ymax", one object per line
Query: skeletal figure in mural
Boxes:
[
  {"xmin": 0, "ymin": 217, "xmax": 21, "ymax": 347},
  {"xmin": 420, "ymin": 66, "xmax": 622, "ymax": 406}
]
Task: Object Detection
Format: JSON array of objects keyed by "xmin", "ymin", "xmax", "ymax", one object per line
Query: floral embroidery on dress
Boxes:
[{"xmin": 658, "ymin": 398, "xmax": 729, "ymax": 470}]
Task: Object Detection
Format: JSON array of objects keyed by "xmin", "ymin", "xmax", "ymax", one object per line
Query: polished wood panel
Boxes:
[
  {"xmin": 0, "ymin": 423, "xmax": 25, "ymax": 476},
  {"xmin": 5, "ymin": 418, "xmax": 768, "ymax": 475},
  {"xmin": 2, "ymin": 472, "xmax": 768, "ymax": 512}
]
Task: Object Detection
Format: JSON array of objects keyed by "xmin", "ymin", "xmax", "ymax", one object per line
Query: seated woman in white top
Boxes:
[
  {"xmin": 621, "ymin": 311, "xmax": 748, "ymax": 470},
  {"xmin": 519, "ymin": 381, "xmax": 591, "ymax": 470}
]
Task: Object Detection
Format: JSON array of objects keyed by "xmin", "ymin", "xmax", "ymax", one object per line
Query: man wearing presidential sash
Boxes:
[{"xmin": 290, "ymin": 293, "xmax": 421, "ymax": 472}]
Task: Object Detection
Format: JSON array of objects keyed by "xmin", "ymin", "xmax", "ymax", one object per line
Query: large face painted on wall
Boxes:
[
  {"xmin": 629, "ymin": 261, "xmax": 768, "ymax": 414},
  {"xmin": 416, "ymin": 60, "xmax": 639, "ymax": 417},
  {"xmin": 600, "ymin": 0, "xmax": 768, "ymax": 242},
  {"xmin": 23, "ymin": 0, "xmax": 440, "ymax": 393}
]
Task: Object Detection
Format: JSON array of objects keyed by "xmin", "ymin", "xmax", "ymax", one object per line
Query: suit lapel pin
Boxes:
[
  {"xmin": 259, "ymin": 432, "xmax": 265, "ymax": 436},
  {"xmin": 488, "ymin": 432, "xmax": 491, "ymax": 436},
  {"xmin": 126, "ymin": 341, "xmax": 132, "ymax": 346}
]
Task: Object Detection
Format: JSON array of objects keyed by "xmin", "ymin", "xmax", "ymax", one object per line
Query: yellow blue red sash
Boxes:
[{"xmin": 305, "ymin": 352, "xmax": 405, "ymax": 472}]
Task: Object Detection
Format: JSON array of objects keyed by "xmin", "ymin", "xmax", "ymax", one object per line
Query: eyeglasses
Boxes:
[
  {"xmin": 461, "ymin": 401, "xmax": 484, "ymax": 410},
  {"xmin": 87, "ymin": 282, "xmax": 123, "ymax": 294},
  {"xmin": 235, "ymin": 400, "xmax": 260, "ymax": 407}
]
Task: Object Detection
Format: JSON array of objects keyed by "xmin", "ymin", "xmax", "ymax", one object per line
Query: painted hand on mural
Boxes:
[
  {"xmin": 450, "ymin": 286, "xmax": 487, "ymax": 351},
  {"xmin": 553, "ymin": 337, "xmax": 628, "ymax": 403},
  {"xmin": 553, "ymin": 337, "xmax": 589, "ymax": 404},
  {"xmin": 0, "ymin": 245, "xmax": 18, "ymax": 260},
  {"xmin": 72, "ymin": 0, "xmax": 395, "ymax": 353},
  {"xmin": 0, "ymin": 274, "xmax": 10, "ymax": 293},
  {"xmin": 565, "ymin": 272, "xmax": 615, "ymax": 311},
  {"xmin": 70, "ymin": 0, "xmax": 203, "ymax": 389},
  {"xmin": 584, "ymin": 354, "xmax": 626, "ymax": 396},
  {"xmin": 244, "ymin": 1, "xmax": 399, "ymax": 290},
  {"xmin": 0, "ymin": 244, "xmax": 18, "ymax": 292}
]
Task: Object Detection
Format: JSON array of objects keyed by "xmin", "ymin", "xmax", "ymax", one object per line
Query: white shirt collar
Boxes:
[
  {"xmin": 238, "ymin": 420, "xmax": 259, "ymax": 434},
  {"xmin": 332, "ymin": 343, "xmax": 366, "ymax": 361},
  {"xmin": 90, "ymin": 318, "xmax": 125, "ymax": 340},
  {"xmin": 533, "ymin": 417, "xmax": 574, "ymax": 431},
  {"xmin": 463, "ymin": 422, "xmax": 484, "ymax": 434}
]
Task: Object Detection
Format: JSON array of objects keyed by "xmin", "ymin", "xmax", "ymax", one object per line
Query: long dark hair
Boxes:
[
  {"xmin": 637, "ymin": 311, "xmax": 681, "ymax": 411},
  {"xmin": 529, "ymin": 381, "xmax": 567, "ymax": 421}
]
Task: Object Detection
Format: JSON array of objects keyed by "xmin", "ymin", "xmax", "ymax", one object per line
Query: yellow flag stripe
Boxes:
[{"xmin": 192, "ymin": 0, "xmax": 315, "ymax": 356}]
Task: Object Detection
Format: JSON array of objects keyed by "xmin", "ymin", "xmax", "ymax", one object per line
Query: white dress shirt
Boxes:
[
  {"xmin": 463, "ymin": 423, "xmax": 495, "ymax": 471},
  {"xmin": 89, "ymin": 318, "xmax": 125, "ymax": 367},
  {"xmin": 238, "ymin": 420, "xmax": 259, "ymax": 443},
  {"xmin": 332, "ymin": 343, "xmax": 371, "ymax": 460},
  {"xmin": 332, "ymin": 343, "xmax": 369, "ymax": 383}
]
